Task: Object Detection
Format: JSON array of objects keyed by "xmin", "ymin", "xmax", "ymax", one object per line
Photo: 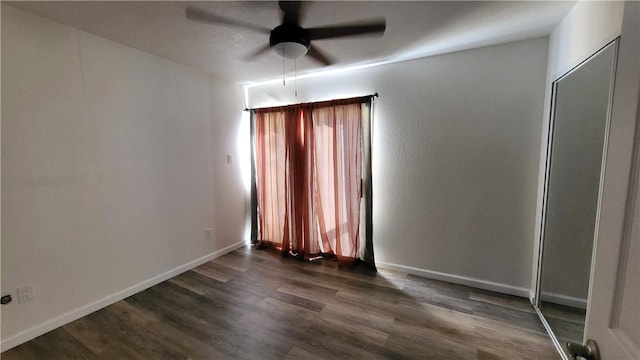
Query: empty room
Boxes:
[{"xmin": 1, "ymin": 1, "xmax": 638, "ymax": 359}]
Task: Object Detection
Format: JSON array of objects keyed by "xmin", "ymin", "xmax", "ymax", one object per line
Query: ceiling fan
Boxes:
[{"xmin": 185, "ymin": 1, "xmax": 386, "ymax": 66}]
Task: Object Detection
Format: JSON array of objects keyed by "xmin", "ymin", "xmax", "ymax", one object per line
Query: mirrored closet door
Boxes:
[{"xmin": 536, "ymin": 40, "xmax": 618, "ymax": 356}]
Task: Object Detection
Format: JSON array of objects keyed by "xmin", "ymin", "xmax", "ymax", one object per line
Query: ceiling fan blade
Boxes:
[
  {"xmin": 307, "ymin": 19, "xmax": 386, "ymax": 40},
  {"xmin": 307, "ymin": 45, "xmax": 334, "ymax": 66},
  {"xmin": 185, "ymin": 7, "xmax": 271, "ymax": 34},
  {"xmin": 241, "ymin": 44, "xmax": 273, "ymax": 62},
  {"xmin": 279, "ymin": 1, "xmax": 302, "ymax": 25}
]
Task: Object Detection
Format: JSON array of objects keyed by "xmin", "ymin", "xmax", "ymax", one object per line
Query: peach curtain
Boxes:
[
  {"xmin": 255, "ymin": 110, "xmax": 289, "ymax": 248},
  {"xmin": 254, "ymin": 100, "xmax": 363, "ymax": 262},
  {"xmin": 312, "ymin": 104, "xmax": 362, "ymax": 260}
]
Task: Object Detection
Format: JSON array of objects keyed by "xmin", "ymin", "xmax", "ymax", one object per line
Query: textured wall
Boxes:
[{"xmin": 248, "ymin": 37, "xmax": 549, "ymax": 294}]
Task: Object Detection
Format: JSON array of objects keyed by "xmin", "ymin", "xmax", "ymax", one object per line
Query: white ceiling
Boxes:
[{"xmin": 6, "ymin": 1, "xmax": 576, "ymax": 84}]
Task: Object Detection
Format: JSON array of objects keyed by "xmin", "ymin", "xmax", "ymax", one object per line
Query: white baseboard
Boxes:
[
  {"xmin": 540, "ymin": 291, "xmax": 588, "ymax": 310},
  {"xmin": 376, "ymin": 260, "xmax": 530, "ymax": 298},
  {"xmin": 1, "ymin": 241, "xmax": 246, "ymax": 352}
]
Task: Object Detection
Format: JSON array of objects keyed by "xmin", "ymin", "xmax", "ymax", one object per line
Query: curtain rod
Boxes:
[{"xmin": 243, "ymin": 93, "xmax": 378, "ymax": 112}]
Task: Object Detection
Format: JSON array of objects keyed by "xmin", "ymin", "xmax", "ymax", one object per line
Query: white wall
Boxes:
[
  {"xmin": 1, "ymin": 5, "xmax": 246, "ymax": 350},
  {"xmin": 248, "ymin": 37, "xmax": 549, "ymax": 296},
  {"xmin": 546, "ymin": 1, "xmax": 624, "ymax": 82},
  {"xmin": 530, "ymin": 0, "xmax": 624, "ymax": 302}
]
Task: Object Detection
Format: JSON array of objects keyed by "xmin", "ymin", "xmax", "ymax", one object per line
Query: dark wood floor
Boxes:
[{"xmin": 2, "ymin": 246, "xmax": 560, "ymax": 360}]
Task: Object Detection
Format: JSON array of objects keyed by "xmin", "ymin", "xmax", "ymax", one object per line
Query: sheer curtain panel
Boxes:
[{"xmin": 253, "ymin": 98, "xmax": 370, "ymax": 264}]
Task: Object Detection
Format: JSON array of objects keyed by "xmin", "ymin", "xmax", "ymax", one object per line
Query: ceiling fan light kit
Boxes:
[
  {"xmin": 272, "ymin": 42, "xmax": 308, "ymax": 59},
  {"xmin": 270, "ymin": 25, "xmax": 310, "ymax": 59}
]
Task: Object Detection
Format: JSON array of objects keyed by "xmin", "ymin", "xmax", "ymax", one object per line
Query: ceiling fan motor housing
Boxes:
[{"xmin": 270, "ymin": 24, "xmax": 310, "ymax": 59}]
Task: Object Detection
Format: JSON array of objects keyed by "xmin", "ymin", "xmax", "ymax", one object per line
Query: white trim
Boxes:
[
  {"xmin": 376, "ymin": 261, "xmax": 530, "ymax": 298},
  {"xmin": 540, "ymin": 291, "xmax": 588, "ymax": 310},
  {"xmin": 0, "ymin": 241, "xmax": 246, "ymax": 352}
]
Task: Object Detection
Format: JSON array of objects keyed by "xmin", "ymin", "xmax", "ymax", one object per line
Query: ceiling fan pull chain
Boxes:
[
  {"xmin": 282, "ymin": 47, "xmax": 286, "ymax": 86},
  {"xmin": 294, "ymin": 58, "xmax": 298, "ymax": 97}
]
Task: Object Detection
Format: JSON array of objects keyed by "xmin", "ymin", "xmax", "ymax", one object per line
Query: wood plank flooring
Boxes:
[{"xmin": 2, "ymin": 246, "xmax": 560, "ymax": 359}]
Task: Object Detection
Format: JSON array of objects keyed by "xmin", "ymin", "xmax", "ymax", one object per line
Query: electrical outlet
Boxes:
[
  {"xmin": 227, "ymin": 154, "xmax": 233, "ymax": 165},
  {"xmin": 206, "ymin": 227, "xmax": 213, "ymax": 241},
  {"xmin": 17, "ymin": 286, "xmax": 34, "ymax": 304},
  {"xmin": 1, "ymin": 294, "xmax": 12, "ymax": 305}
]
